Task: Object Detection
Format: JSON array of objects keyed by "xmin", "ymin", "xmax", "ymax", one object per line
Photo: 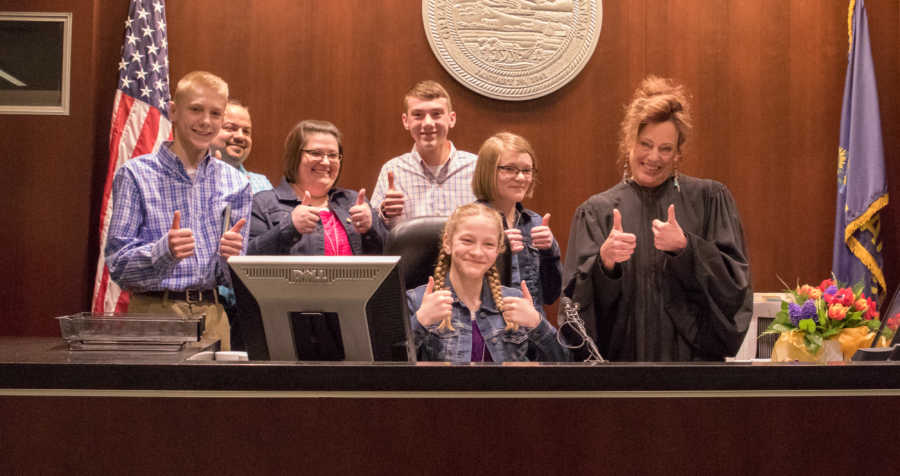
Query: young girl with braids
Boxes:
[{"xmin": 407, "ymin": 203, "xmax": 568, "ymax": 362}]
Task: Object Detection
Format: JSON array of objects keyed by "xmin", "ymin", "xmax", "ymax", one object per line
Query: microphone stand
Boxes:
[{"xmin": 559, "ymin": 297, "xmax": 606, "ymax": 363}]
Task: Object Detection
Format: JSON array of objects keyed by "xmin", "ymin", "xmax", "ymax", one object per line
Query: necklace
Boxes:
[
  {"xmin": 500, "ymin": 205, "xmax": 519, "ymax": 230},
  {"xmin": 320, "ymin": 209, "xmax": 343, "ymax": 255}
]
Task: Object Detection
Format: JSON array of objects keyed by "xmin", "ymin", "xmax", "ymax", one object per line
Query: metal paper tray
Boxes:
[{"xmin": 57, "ymin": 312, "xmax": 204, "ymax": 349}]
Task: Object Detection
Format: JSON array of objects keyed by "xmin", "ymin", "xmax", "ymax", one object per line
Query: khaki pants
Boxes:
[{"xmin": 129, "ymin": 292, "xmax": 231, "ymax": 351}]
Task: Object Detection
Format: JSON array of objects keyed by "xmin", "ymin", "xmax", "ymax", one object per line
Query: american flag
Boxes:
[{"xmin": 92, "ymin": 0, "xmax": 172, "ymax": 313}]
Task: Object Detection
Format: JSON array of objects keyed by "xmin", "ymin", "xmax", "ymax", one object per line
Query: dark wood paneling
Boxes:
[
  {"xmin": 165, "ymin": 0, "xmax": 900, "ymax": 296},
  {"xmin": 1, "ymin": 1, "xmax": 898, "ymax": 335},
  {"xmin": 868, "ymin": 0, "xmax": 900, "ymax": 296},
  {"xmin": 3, "ymin": 396, "xmax": 898, "ymax": 474},
  {"xmin": 0, "ymin": 0, "xmax": 107, "ymax": 335}
]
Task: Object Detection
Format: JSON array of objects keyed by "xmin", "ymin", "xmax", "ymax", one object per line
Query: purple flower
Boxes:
[
  {"xmin": 824, "ymin": 285, "xmax": 838, "ymax": 295},
  {"xmin": 789, "ymin": 299, "xmax": 818, "ymax": 326}
]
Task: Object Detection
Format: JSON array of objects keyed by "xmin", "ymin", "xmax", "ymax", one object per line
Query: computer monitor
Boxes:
[{"xmin": 228, "ymin": 255, "xmax": 414, "ymax": 362}]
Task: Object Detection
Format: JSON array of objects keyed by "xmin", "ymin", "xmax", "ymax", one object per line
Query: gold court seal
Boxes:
[{"xmin": 423, "ymin": 0, "xmax": 603, "ymax": 101}]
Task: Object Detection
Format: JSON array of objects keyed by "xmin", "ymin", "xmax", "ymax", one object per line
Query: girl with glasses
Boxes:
[{"xmin": 471, "ymin": 132, "xmax": 562, "ymax": 317}]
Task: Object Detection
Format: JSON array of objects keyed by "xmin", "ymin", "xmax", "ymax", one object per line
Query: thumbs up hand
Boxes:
[
  {"xmin": 219, "ymin": 218, "xmax": 246, "ymax": 258},
  {"xmin": 599, "ymin": 208, "xmax": 637, "ymax": 270},
  {"xmin": 501, "ymin": 281, "xmax": 541, "ymax": 329},
  {"xmin": 504, "ymin": 228, "xmax": 524, "ymax": 254},
  {"xmin": 380, "ymin": 170, "xmax": 406, "ymax": 219},
  {"xmin": 168, "ymin": 211, "xmax": 196, "ymax": 260},
  {"xmin": 348, "ymin": 188, "xmax": 372, "ymax": 234},
  {"xmin": 652, "ymin": 204, "xmax": 687, "ymax": 252},
  {"xmin": 415, "ymin": 276, "xmax": 453, "ymax": 327},
  {"xmin": 291, "ymin": 191, "xmax": 323, "ymax": 234},
  {"xmin": 529, "ymin": 213, "xmax": 554, "ymax": 250}
]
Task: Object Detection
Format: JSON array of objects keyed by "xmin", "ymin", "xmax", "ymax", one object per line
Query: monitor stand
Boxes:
[{"xmin": 289, "ymin": 312, "xmax": 344, "ymax": 361}]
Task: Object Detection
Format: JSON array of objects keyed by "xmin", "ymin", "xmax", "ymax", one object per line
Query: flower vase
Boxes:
[
  {"xmin": 771, "ymin": 330, "xmax": 843, "ymax": 363},
  {"xmin": 837, "ymin": 326, "xmax": 887, "ymax": 361}
]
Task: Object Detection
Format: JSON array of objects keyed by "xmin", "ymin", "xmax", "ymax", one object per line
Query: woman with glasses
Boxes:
[
  {"xmin": 471, "ymin": 132, "xmax": 562, "ymax": 316},
  {"xmin": 248, "ymin": 119, "xmax": 387, "ymax": 256},
  {"xmin": 561, "ymin": 76, "xmax": 752, "ymax": 362},
  {"xmin": 245, "ymin": 120, "xmax": 387, "ymax": 360}
]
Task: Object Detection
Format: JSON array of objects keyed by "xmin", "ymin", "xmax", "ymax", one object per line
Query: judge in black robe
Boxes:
[{"xmin": 561, "ymin": 76, "xmax": 752, "ymax": 362}]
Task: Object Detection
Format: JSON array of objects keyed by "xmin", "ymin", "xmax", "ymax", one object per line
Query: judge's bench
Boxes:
[{"xmin": 2, "ymin": 331, "xmax": 899, "ymax": 474}]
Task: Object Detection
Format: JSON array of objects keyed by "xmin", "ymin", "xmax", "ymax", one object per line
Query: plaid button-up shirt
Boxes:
[
  {"xmin": 370, "ymin": 143, "xmax": 477, "ymax": 228},
  {"xmin": 106, "ymin": 143, "xmax": 252, "ymax": 292}
]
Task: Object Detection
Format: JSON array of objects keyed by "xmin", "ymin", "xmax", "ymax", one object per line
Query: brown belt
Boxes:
[{"xmin": 139, "ymin": 289, "xmax": 217, "ymax": 304}]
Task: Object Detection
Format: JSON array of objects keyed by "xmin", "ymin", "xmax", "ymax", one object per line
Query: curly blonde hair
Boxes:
[
  {"xmin": 618, "ymin": 76, "xmax": 693, "ymax": 169},
  {"xmin": 431, "ymin": 203, "xmax": 517, "ymax": 331}
]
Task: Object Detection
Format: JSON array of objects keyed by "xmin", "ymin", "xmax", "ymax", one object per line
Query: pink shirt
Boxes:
[{"xmin": 319, "ymin": 210, "xmax": 352, "ymax": 256}]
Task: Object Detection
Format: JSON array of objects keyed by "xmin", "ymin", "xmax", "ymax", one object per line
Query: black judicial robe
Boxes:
[{"xmin": 561, "ymin": 175, "xmax": 752, "ymax": 361}]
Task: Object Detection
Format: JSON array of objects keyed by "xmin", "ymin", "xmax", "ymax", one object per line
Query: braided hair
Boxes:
[
  {"xmin": 487, "ymin": 263, "xmax": 517, "ymax": 331},
  {"xmin": 431, "ymin": 248, "xmax": 454, "ymax": 331}
]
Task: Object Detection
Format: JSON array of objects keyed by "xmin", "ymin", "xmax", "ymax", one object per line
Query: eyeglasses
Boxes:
[
  {"xmin": 302, "ymin": 149, "xmax": 343, "ymax": 161},
  {"xmin": 636, "ymin": 140, "xmax": 676, "ymax": 159},
  {"xmin": 222, "ymin": 123, "xmax": 251, "ymax": 136},
  {"xmin": 497, "ymin": 165, "xmax": 535, "ymax": 178}
]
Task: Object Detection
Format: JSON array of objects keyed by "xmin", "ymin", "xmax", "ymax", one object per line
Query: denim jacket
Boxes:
[
  {"xmin": 248, "ymin": 178, "xmax": 387, "ymax": 255},
  {"xmin": 407, "ymin": 278, "xmax": 569, "ymax": 362},
  {"xmin": 479, "ymin": 201, "xmax": 562, "ymax": 312}
]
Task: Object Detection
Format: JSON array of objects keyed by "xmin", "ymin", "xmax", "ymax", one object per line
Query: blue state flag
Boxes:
[{"xmin": 832, "ymin": 0, "xmax": 888, "ymax": 298}]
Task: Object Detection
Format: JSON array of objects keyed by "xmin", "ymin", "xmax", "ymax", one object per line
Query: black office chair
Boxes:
[
  {"xmin": 384, "ymin": 216, "xmax": 511, "ymax": 292},
  {"xmin": 384, "ymin": 216, "xmax": 447, "ymax": 291}
]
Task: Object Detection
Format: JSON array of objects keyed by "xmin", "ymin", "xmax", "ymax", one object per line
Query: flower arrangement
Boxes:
[{"xmin": 763, "ymin": 278, "xmax": 882, "ymax": 356}]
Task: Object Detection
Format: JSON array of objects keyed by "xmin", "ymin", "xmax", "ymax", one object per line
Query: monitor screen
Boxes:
[{"xmin": 228, "ymin": 255, "xmax": 413, "ymax": 362}]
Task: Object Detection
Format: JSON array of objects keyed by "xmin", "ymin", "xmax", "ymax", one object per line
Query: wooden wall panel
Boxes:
[
  {"xmin": 868, "ymin": 0, "xmax": 900, "ymax": 297},
  {"xmin": 3, "ymin": 395, "xmax": 900, "ymax": 474},
  {"xmin": 0, "ymin": 0, "xmax": 897, "ymax": 336},
  {"xmin": 0, "ymin": 0, "xmax": 107, "ymax": 335},
  {"xmin": 165, "ymin": 0, "xmax": 898, "ymax": 292}
]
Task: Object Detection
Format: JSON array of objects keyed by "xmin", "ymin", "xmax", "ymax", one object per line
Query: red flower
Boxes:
[
  {"xmin": 797, "ymin": 284, "xmax": 816, "ymax": 299},
  {"xmin": 864, "ymin": 297, "xmax": 879, "ymax": 320},
  {"xmin": 887, "ymin": 313, "xmax": 900, "ymax": 331},
  {"xmin": 828, "ymin": 304, "xmax": 848, "ymax": 320},
  {"xmin": 818, "ymin": 279, "xmax": 835, "ymax": 292},
  {"xmin": 824, "ymin": 288, "xmax": 854, "ymax": 307}
]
